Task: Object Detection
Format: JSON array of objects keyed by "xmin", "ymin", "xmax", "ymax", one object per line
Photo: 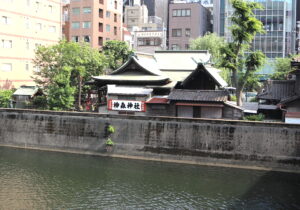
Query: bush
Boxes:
[
  {"xmin": 107, "ymin": 125, "xmax": 115, "ymax": 134},
  {"xmin": 243, "ymin": 113, "xmax": 264, "ymax": 121},
  {"xmin": 249, "ymin": 97, "xmax": 258, "ymax": 102},
  {"xmin": 230, "ymin": 95, "xmax": 237, "ymax": 102},
  {"xmin": 0, "ymin": 90, "xmax": 13, "ymax": 108},
  {"xmin": 31, "ymin": 95, "xmax": 48, "ymax": 109},
  {"xmin": 106, "ymin": 138, "xmax": 114, "ymax": 146}
]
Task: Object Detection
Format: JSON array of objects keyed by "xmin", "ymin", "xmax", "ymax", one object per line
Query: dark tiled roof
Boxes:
[
  {"xmin": 279, "ymin": 95, "xmax": 300, "ymax": 105},
  {"xmin": 168, "ymin": 90, "xmax": 228, "ymax": 102},
  {"xmin": 257, "ymin": 80, "xmax": 296, "ymax": 100}
]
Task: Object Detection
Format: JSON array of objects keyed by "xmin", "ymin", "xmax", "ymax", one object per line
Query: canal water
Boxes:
[{"xmin": 0, "ymin": 147, "xmax": 299, "ymax": 209}]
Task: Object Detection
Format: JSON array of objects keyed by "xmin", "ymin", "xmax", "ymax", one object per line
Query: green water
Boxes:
[{"xmin": 0, "ymin": 147, "xmax": 299, "ymax": 209}]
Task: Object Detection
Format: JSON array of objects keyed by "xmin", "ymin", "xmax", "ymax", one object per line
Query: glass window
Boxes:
[
  {"xmin": 185, "ymin": 28, "xmax": 191, "ymax": 37},
  {"xmin": 1, "ymin": 63, "xmax": 12, "ymax": 72},
  {"xmin": 49, "ymin": 5, "xmax": 53, "ymax": 13},
  {"xmin": 171, "ymin": 44, "xmax": 180, "ymax": 50},
  {"xmin": 84, "ymin": 35, "xmax": 90, "ymax": 42},
  {"xmin": 36, "ymin": 23, "xmax": 42, "ymax": 30},
  {"xmin": 1, "ymin": 40, "xmax": 12, "ymax": 48},
  {"xmin": 48, "ymin": 26, "xmax": 56, "ymax": 33},
  {"xmin": 72, "ymin": 8, "xmax": 80, "ymax": 15},
  {"xmin": 83, "ymin": 7, "xmax": 91, "ymax": 14},
  {"xmin": 1, "ymin": 16, "xmax": 11, "ymax": 24},
  {"xmin": 82, "ymin": 21, "xmax": 91, "ymax": 28},
  {"xmin": 106, "ymin": 11, "xmax": 111, "ymax": 18},
  {"xmin": 72, "ymin": 22, "xmax": 80, "ymax": 29},
  {"xmin": 172, "ymin": 29, "xmax": 182, "ymax": 37},
  {"xmin": 186, "ymin": 9, "xmax": 191, "ymax": 16},
  {"xmin": 106, "ymin": 24, "xmax": 110, "ymax": 32},
  {"xmin": 72, "ymin": 36, "xmax": 79, "ymax": 42}
]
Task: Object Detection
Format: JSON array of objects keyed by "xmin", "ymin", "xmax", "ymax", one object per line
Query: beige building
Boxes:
[
  {"xmin": 68, "ymin": 0, "xmax": 123, "ymax": 49},
  {"xmin": 0, "ymin": 0, "xmax": 61, "ymax": 89}
]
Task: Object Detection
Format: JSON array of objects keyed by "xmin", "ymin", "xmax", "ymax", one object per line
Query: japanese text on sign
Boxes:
[{"xmin": 108, "ymin": 100, "xmax": 146, "ymax": 112}]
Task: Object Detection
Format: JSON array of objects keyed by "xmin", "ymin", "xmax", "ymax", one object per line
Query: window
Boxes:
[
  {"xmin": 82, "ymin": 21, "xmax": 91, "ymax": 28},
  {"xmin": 48, "ymin": 5, "xmax": 53, "ymax": 13},
  {"xmin": 2, "ymin": 40, "xmax": 12, "ymax": 48},
  {"xmin": 72, "ymin": 36, "xmax": 79, "ymax": 42},
  {"xmin": 25, "ymin": 62, "xmax": 29, "ymax": 71},
  {"xmin": 35, "ymin": 1, "xmax": 40, "ymax": 10},
  {"xmin": 84, "ymin": 35, "xmax": 90, "ymax": 42},
  {"xmin": 36, "ymin": 23, "xmax": 42, "ymax": 30},
  {"xmin": 72, "ymin": 22, "xmax": 80, "ymax": 29},
  {"xmin": 114, "ymin": 26, "xmax": 117, "ymax": 35},
  {"xmin": 72, "ymin": 8, "xmax": 80, "ymax": 15},
  {"xmin": 106, "ymin": 11, "xmax": 111, "ymax": 18},
  {"xmin": 98, "ymin": 37, "xmax": 103, "ymax": 46},
  {"xmin": 114, "ymin": 13, "xmax": 117, "ymax": 22},
  {"xmin": 83, "ymin": 7, "xmax": 91, "ymax": 14},
  {"xmin": 25, "ymin": 17, "xmax": 30, "ymax": 29},
  {"xmin": 172, "ymin": 9, "xmax": 191, "ymax": 17},
  {"xmin": 99, "ymin": 0, "xmax": 103, "ymax": 4},
  {"xmin": 99, "ymin": 9, "xmax": 103, "ymax": 18},
  {"xmin": 99, "ymin": 22, "xmax": 103, "ymax": 32},
  {"xmin": 1, "ymin": 63, "xmax": 12, "ymax": 72},
  {"xmin": 185, "ymin": 44, "xmax": 190, "ymax": 49},
  {"xmin": 171, "ymin": 44, "xmax": 180, "ymax": 50},
  {"xmin": 114, "ymin": 0, "xmax": 117, "ymax": 9},
  {"xmin": 1, "ymin": 16, "xmax": 11, "ymax": 24},
  {"xmin": 185, "ymin": 28, "xmax": 191, "ymax": 37},
  {"xmin": 106, "ymin": 24, "xmax": 110, "ymax": 32},
  {"xmin": 48, "ymin": 26, "xmax": 56, "ymax": 32},
  {"xmin": 106, "ymin": 38, "xmax": 110, "ymax": 41},
  {"xmin": 172, "ymin": 29, "xmax": 182, "ymax": 37},
  {"xmin": 26, "ymin": 40, "xmax": 29, "ymax": 49}
]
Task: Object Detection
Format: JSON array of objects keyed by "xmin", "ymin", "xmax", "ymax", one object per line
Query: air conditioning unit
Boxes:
[{"xmin": 287, "ymin": 74, "xmax": 296, "ymax": 80}]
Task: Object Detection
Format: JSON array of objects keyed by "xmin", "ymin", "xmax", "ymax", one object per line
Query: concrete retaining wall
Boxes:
[{"xmin": 0, "ymin": 108, "xmax": 300, "ymax": 171}]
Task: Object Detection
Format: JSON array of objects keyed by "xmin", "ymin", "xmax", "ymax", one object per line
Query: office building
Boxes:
[
  {"xmin": 68, "ymin": 0, "xmax": 123, "ymax": 49},
  {"xmin": 168, "ymin": 1, "xmax": 211, "ymax": 50},
  {"xmin": 0, "ymin": 0, "xmax": 61, "ymax": 89},
  {"xmin": 216, "ymin": 0, "xmax": 297, "ymax": 58}
]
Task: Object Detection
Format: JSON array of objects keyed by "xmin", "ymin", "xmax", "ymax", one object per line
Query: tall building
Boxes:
[
  {"xmin": 68, "ymin": 0, "xmax": 123, "ymax": 49},
  {"xmin": 0, "ymin": 0, "xmax": 61, "ymax": 89},
  {"xmin": 216, "ymin": 0, "xmax": 297, "ymax": 59},
  {"xmin": 125, "ymin": 0, "xmax": 169, "ymax": 27},
  {"xmin": 296, "ymin": 1, "xmax": 300, "ymax": 54},
  {"xmin": 168, "ymin": 1, "xmax": 211, "ymax": 50}
]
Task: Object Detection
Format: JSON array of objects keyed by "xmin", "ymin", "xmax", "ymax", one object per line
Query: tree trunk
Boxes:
[
  {"xmin": 236, "ymin": 87, "xmax": 243, "ymax": 106},
  {"xmin": 77, "ymin": 75, "xmax": 82, "ymax": 111},
  {"xmin": 232, "ymin": 69, "xmax": 238, "ymax": 88}
]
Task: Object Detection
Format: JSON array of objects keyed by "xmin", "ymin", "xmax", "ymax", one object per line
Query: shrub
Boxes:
[
  {"xmin": 0, "ymin": 90, "xmax": 13, "ymax": 108},
  {"xmin": 31, "ymin": 95, "xmax": 48, "ymax": 109},
  {"xmin": 230, "ymin": 95, "xmax": 237, "ymax": 102},
  {"xmin": 106, "ymin": 138, "xmax": 114, "ymax": 146},
  {"xmin": 107, "ymin": 125, "xmax": 115, "ymax": 134},
  {"xmin": 243, "ymin": 113, "xmax": 265, "ymax": 121}
]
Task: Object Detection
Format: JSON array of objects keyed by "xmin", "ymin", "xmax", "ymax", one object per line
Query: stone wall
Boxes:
[{"xmin": 0, "ymin": 109, "xmax": 299, "ymax": 170}]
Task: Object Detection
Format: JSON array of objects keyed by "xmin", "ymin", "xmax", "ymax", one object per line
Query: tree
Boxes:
[
  {"xmin": 102, "ymin": 40, "xmax": 133, "ymax": 70},
  {"xmin": 0, "ymin": 90, "xmax": 13, "ymax": 108},
  {"xmin": 270, "ymin": 57, "xmax": 293, "ymax": 80},
  {"xmin": 190, "ymin": 33, "xmax": 226, "ymax": 65},
  {"xmin": 219, "ymin": 0, "xmax": 266, "ymax": 106},
  {"xmin": 33, "ymin": 40, "xmax": 107, "ymax": 110}
]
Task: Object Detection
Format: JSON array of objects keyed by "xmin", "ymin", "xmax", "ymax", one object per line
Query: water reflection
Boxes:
[{"xmin": 0, "ymin": 147, "xmax": 299, "ymax": 209}]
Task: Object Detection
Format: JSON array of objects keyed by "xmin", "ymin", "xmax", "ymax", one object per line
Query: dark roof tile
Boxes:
[{"xmin": 168, "ymin": 89, "xmax": 228, "ymax": 102}]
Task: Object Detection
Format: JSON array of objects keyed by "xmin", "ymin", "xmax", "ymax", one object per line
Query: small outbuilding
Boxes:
[{"xmin": 12, "ymin": 86, "xmax": 42, "ymax": 108}]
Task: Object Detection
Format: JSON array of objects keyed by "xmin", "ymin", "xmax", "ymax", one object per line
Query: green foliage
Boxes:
[
  {"xmin": 270, "ymin": 57, "xmax": 293, "ymax": 80},
  {"xmin": 31, "ymin": 95, "xmax": 48, "ymax": 110},
  {"xmin": 106, "ymin": 138, "xmax": 114, "ymax": 146},
  {"xmin": 33, "ymin": 40, "xmax": 107, "ymax": 110},
  {"xmin": 219, "ymin": 0, "xmax": 266, "ymax": 106},
  {"xmin": 230, "ymin": 95, "xmax": 237, "ymax": 102},
  {"xmin": 107, "ymin": 125, "xmax": 115, "ymax": 134},
  {"xmin": 190, "ymin": 33, "xmax": 226, "ymax": 65},
  {"xmin": 102, "ymin": 40, "xmax": 133, "ymax": 70},
  {"xmin": 250, "ymin": 97, "xmax": 258, "ymax": 102},
  {"xmin": 0, "ymin": 90, "xmax": 13, "ymax": 108},
  {"xmin": 243, "ymin": 113, "xmax": 264, "ymax": 121}
]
